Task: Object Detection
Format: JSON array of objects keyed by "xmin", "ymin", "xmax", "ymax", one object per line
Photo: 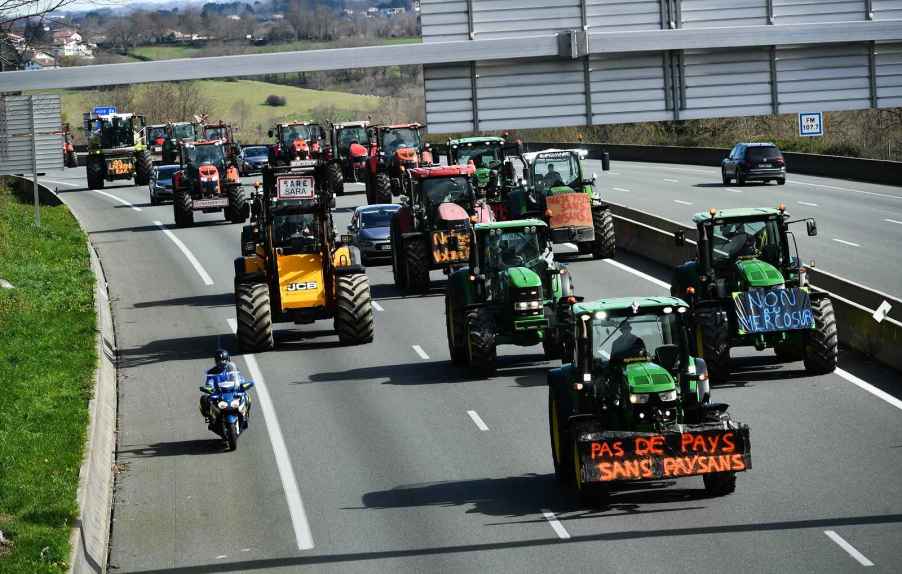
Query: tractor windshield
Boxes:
[
  {"xmin": 483, "ymin": 229, "xmax": 545, "ymax": 271},
  {"xmin": 205, "ymin": 126, "xmax": 227, "ymax": 140},
  {"xmin": 382, "ymin": 128, "xmax": 420, "ymax": 154},
  {"xmin": 281, "ymin": 125, "xmax": 317, "ymax": 146},
  {"xmin": 172, "ymin": 123, "xmax": 195, "ymax": 140},
  {"xmin": 422, "ymin": 176, "xmax": 472, "ymax": 207},
  {"xmin": 272, "ymin": 212, "xmax": 321, "ymax": 253},
  {"xmin": 98, "ymin": 117, "xmax": 135, "ymax": 148},
  {"xmin": 147, "ymin": 126, "xmax": 167, "ymax": 142},
  {"xmin": 532, "ymin": 153, "xmax": 581, "ymax": 190},
  {"xmin": 455, "ymin": 144, "xmax": 503, "ymax": 169},
  {"xmin": 186, "ymin": 144, "xmax": 225, "ymax": 166},
  {"xmin": 337, "ymin": 127, "xmax": 369, "ymax": 151},
  {"xmin": 591, "ymin": 313, "xmax": 683, "ymax": 367},
  {"xmin": 707, "ymin": 218, "xmax": 783, "ymax": 266}
]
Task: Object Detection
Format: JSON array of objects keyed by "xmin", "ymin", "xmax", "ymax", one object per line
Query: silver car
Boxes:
[
  {"xmin": 149, "ymin": 164, "xmax": 180, "ymax": 206},
  {"xmin": 346, "ymin": 204, "xmax": 401, "ymax": 264}
]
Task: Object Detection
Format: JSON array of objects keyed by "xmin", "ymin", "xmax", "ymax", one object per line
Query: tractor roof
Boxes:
[
  {"xmin": 474, "ymin": 218, "xmax": 547, "ymax": 232},
  {"xmin": 573, "ymin": 296, "xmax": 688, "ymax": 316},
  {"xmin": 335, "ymin": 121, "xmax": 369, "ymax": 128},
  {"xmin": 522, "ymin": 148, "xmax": 588, "ymax": 163},
  {"xmin": 280, "ymin": 121, "xmax": 320, "ymax": 126},
  {"xmin": 185, "ymin": 139, "xmax": 222, "ymax": 147},
  {"xmin": 448, "ymin": 136, "xmax": 505, "ymax": 146},
  {"xmin": 169, "ymin": 121, "xmax": 192, "ymax": 125},
  {"xmin": 381, "ymin": 123, "xmax": 423, "ymax": 129},
  {"xmin": 410, "ymin": 165, "xmax": 474, "ymax": 179},
  {"xmin": 691, "ymin": 207, "xmax": 784, "ymax": 224}
]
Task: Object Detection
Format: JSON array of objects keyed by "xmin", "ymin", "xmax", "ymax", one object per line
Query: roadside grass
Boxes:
[
  {"xmin": 127, "ymin": 36, "xmax": 419, "ymax": 61},
  {"xmin": 0, "ymin": 184, "xmax": 96, "ymax": 573}
]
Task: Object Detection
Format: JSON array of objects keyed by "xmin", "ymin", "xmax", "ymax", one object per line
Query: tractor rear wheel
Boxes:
[
  {"xmin": 173, "ymin": 189, "xmax": 194, "ymax": 227},
  {"xmin": 327, "ymin": 162, "xmax": 344, "ymax": 196},
  {"xmin": 591, "ymin": 207, "xmax": 616, "ymax": 259},
  {"xmin": 373, "ymin": 172, "xmax": 392, "ymax": 204},
  {"xmin": 134, "ymin": 150, "xmax": 152, "ymax": 186},
  {"xmin": 226, "ymin": 185, "xmax": 249, "ymax": 223},
  {"xmin": 445, "ymin": 286, "xmax": 467, "ymax": 364},
  {"xmin": 66, "ymin": 150, "xmax": 78, "ymax": 168},
  {"xmin": 703, "ymin": 471, "xmax": 737, "ymax": 496},
  {"xmin": 804, "ymin": 298, "xmax": 838, "ymax": 375},
  {"xmin": 548, "ymin": 386, "xmax": 573, "ymax": 484},
  {"xmin": 334, "ymin": 274, "xmax": 375, "ymax": 344},
  {"xmin": 390, "ymin": 218, "xmax": 406, "ymax": 289},
  {"xmin": 696, "ymin": 309, "xmax": 731, "ymax": 383},
  {"xmin": 236, "ymin": 282, "xmax": 274, "ymax": 352},
  {"xmin": 86, "ymin": 156, "xmax": 105, "ymax": 190},
  {"xmin": 466, "ymin": 307, "xmax": 497, "ymax": 373},
  {"xmin": 542, "ymin": 328, "xmax": 562, "ymax": 360},
  {"xmin": 404, "ymin": 236, "xmax": 430, "ymax": 293}
]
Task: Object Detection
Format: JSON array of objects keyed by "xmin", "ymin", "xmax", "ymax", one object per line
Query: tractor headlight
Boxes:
[
  {"xmin": 515, "ymin": 301, "xmax": 529, "ymax": 310},
  {"xmin": 230, "ymin": 398, "xmax": 241, "ymax": 409},
  {"xmin": 629, "ymin": 393, "xmax": 650, "ymax": 404},
  {"xmin": 658, "ymin": 389, "xmax": 677, "ymax": 402},
  {"xmin": 217, "ymin": 400, "xmax": 228, "ymax": 410}
]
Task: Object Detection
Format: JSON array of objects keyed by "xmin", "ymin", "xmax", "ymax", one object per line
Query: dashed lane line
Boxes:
[
  {"xmin": 95, "ymin": 190, "xmax": 141, "ymax": 211},
  {"xmin": 824, "ymin": 530, "xmax": 874, "ymax": 567},
  {"xmin": 798, "ymin": 201, "xmax": 819, "ymax": 207},
  {"xmin": 40, "ymin": 178, "xmax": 80, "ymax": 187},
  {"xmin": 152, "ymin": 220, "xmax": 214, "ymax": 286},
  {"xmin": 604, "ymin": 259, "xmax": 672, "ymax": 290},
  {"xmin": 790, "ymin": 180, "xmax": 902, "ymax": 201},
  {"xmin": 885, "ymin": 218, "xmax": 902, "ymax": 226},
  {"xmin": 663, "ymin": 178, "xmax": 679, "ymax": 183},
  {"xmin": 612, "ymin": 187, "xmax": 632, "ymax": 193},
  {"xmin": 412, "ymin": 345, "xmax": 430, "ymax": 360},
  {"xmin": 226, "ymin": 319, "xmax": 315, "ymax": 551},
  {"xmin": 542, "ymin": 510, "xmax": 571, "ymax": 540},
  {"xmin": 372, "ymin": 301, "xmax": 384, "ymax": 312},
  {"xmin": 467, "ymin": 410, "xmax": 490, "ymax": 431},
  {"xmin": 673, "ymin": 199, "xmax": 693, "ymax": 206},
  {"xmin": 832, "ymin": 238, "xmax": 861, "ymax": 248},
  {"xmin": 726, "ymin": 188, "xmax": 743, "ymax": 193}
]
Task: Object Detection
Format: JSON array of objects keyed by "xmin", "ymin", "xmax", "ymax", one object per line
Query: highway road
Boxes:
[
  {"xmin": 40, "ymin": 164, "xmax": 902, "ymax": 574},
  {"xmin": 583, "ymin": 159, "xmax": 902, "ymax": 298}
]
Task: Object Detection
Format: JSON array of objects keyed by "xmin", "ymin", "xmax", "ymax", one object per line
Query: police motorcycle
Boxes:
[{"xmin": 200, "ymin": 364, "xmax": 254, "ymax": 451}]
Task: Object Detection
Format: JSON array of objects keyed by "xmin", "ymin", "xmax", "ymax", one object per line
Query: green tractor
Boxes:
[
  {"xmin": 82, "ymin": 111, "xmax": 152, "ymax": 190},
  {"xmin": 548, "ymin": 296, "xmax": 751, "ymax": 503},
  {"xmin": 436, "ymin": 136, "xmax": 522, "ymax": 208},
  {"xmin": 162, "ymin": 121, "xmax": 198, "ymax": 164},
  {"xmin": 445, "ymin": 219, "xmax": 577, "ymax": 372},
  {"xmin": 671, "ymin": 207, "xmax": 837, "ymax": 383}
]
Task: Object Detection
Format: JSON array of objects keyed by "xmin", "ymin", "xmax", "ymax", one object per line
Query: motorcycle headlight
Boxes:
[
  {"xmin": 658, "ymin": 389, "xmax": 677, "ymax": 402},
  {"xmin": 217, "ymin": 400, "xmax": 228, "ymax": 409},
  {"xmin": 230, "ymin": 398, "xmax": 241, "ymax": 408},
  {"xmin": 629, "ymin": 393, "xmax": 650, "ymax": 405}
]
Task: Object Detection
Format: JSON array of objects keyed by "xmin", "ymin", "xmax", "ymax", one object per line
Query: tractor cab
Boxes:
[
  {"xmin": 162, "ymin": 122, "xmax": 198, "ymax": 163},
  {"xmin": 440, "ymin": 136, "xmax": 524, "ymax": 206},
  {"xmin": 330, "ymin": 121, "xmax": 370, "ymax": 159},
  {"xmin": 403, "ymin": 164, "xmax": 486, "ymax": 226},
  {"xmin": 181, "ymin": 140, "xmax": 228, "ymax": 179},
  {"xmin": 524, "ymin": 149, "xmax": 593, "ymax": 201},
  {"xmin": 366, "ymin": 123, "xmax": 433, "ymax": 202},
  {"xmin": 84, "ymin": 112, "xmax": 143, "ymax": 151},
  {"xmin": 82, "ymin": 111, "xmax": 151, "ymax": 189},
  {"xmin": 146, "ymin": 124, "xmax": 168, "ymax": 153},
  {"xmin": 270, "ymin": 122, "xmax": 327, "ymax": 164}
]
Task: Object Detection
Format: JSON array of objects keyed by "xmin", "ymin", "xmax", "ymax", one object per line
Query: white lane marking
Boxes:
[
  {"xmin": 372, "ymin": 301, "xmax": 384, "ymax": 312},
  {"xmin": 836, "ymin": 368, "xmax": 902, "ymax": 411},
  {"xmin": 612, "ymin": 187, "xmax": 632, "ymax": 193},
  {"xmin": 726, "ymin": 188, "xmax": 743, "ymax": 194},
  {"xmin": 152, "ymin": 220, "xmax": 214, "ymax": 286},
  {"xmin": 215, "ymin": 555, "xmax": 227, "ymax": 560},
  {"xmin": 824, "ymin": 530, "xmax": 874, "ymax": 567},
  {"xmin": 412, "ymin": 345, "xmax": 430, "ymax": 360},
  {"xmin": 798, "ymin": 201, "xmax": 819, "ymax": 207},
  {"xmin": 541, "ymin": 510, "xmax": 571, "ymax": 540},
  {"xmin": 95, "ymin": 190, "xmax": 141, "ymax": 211},
  {"xmin": 40, "ymin": 178, "xmax": 80, "ymax": 187},
  {"xmin": 673, "ymin": 199, "xmax": 693, "ymax": 206},
  {"xmin": 885, "ymin": 218, "xmax": 902, "ymax": 226},
  {"xmin": 832, "ymin": 238, "xmax": 861, "ymax": 248},
  {"xmin": 663, "ymin": 178, "xmax": 679, "ymax": 183},
  {"xmin": 607, "ymin": 171, "xmax": 620, "ymax": 175},
  {"xmin": 226, "ymin": 318, "xmax": 315, "ymax": 551},
  {"xmin": 791, "ymin": 180, "xmax": 902, "ymax": 201},
  {"xmin": 603, "ymin": 259, "xmax": 671, "ymax": 290},
  {"xmin": 467, "ymin": 410, "xmax": 490, "ymax": 431}
]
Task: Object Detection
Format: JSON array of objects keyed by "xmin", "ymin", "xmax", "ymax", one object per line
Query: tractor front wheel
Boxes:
[
  {"xmin": 591, "ymin": 207, "xmax": 616, "ymax": 259},
  {"xmin": 404, "ymin": 237, "xmax": 431, "ymax": 293},
  {"xmin": 804, "ymin": 298, "xmax": 838, "ymax": 375},
  {"xmin": 328, "ymin": 162, "xmax": 344, "ymax": 197},
  {"xmin": 390, "ymin": 218, "xmax": 406, "ymax": 289},
  {"xmin": 86, "ymin": 156, "xmax": 105, "ymax": 190},
  {"xmin": 226, "ymin": 185, "xmax": 249, "ymax": 224},
  {"xmin": 236, "ymin": 282, "xmax": 274, "ymax": 352},
  {"xmin": 466, "ymin": 307, "xmax": 497, "ymax": 373},
  {"xmin": 703, "ymin": 471, "xmax": 737, "ymax": 496},
  {"xmin": 445, "ymin": 286, "xmax": 467, "ymax": 364},
  {"xmin": 696, "ymin": 310, "xmax": 731, "ymax": 383},
  {"xmin": 173, "ymin": 189, "xmax": 194, "ymax": 227},
  {"xmin": 334, "ymin": 274, "xmax": 375, "ymax": 344},
  {"xmin": 373, "ymin": 172, "xmax": 392, "ymax": 204},
  {"xmin": 542, "ymin": 328, "xmax": 562, "ymax": 360},
  {"xmin": 549, "ymin": 387, "xmax": 573, "ymax": 484},
  {"xmin": 134, "ymin": 150, "xmax": 152, "ymax": 186}
]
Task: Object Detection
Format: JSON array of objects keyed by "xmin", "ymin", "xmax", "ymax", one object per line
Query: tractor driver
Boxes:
[
  {"xmin": 385, "ymin": 130, "xmax": 408, "ymax": 155},
  {"xmin": 543, "ymin": 163, "xmax": 563, "ymax": 187},
  {"xmin": 610, "ymin": 322, "xmax": 647, "ymax": 361}
]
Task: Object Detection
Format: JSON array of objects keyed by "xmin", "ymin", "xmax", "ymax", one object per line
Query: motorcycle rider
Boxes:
[{"xmin": 200, "ymin": 349, "xmax": 236, "ymax": 421}]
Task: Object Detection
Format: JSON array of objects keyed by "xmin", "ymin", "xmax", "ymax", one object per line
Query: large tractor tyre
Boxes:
[
  {"xmin": 173, "ymin": 189, "xmax": 194, "ymax": 227},
  {"xmin": 703, "ymin": 471, "xmax": 737, "ymax": 496},
  {"xmin": 445, "ymin": 288, "xmax": 467, "ymax": 364},
  {"xmin": 773, "ymin": 340, "xmax": 804, "ymax": 363},
  {"xmin": 390, "ymin": 219, "xmax": 406, "ymax": 289},
  {"xmin": 334, "ymin": 274, "xmax": 376, "ymax": 345},
  {"xmin": 696, "ymin": 310, "xmax": 731, "ymax": 383},
  {"xmin": 573, "ymin": 439, "xmax": 610, "ymax": 506},
  {"xmin": 134, "ymin": 150, "xmax": 153, "ymax": 186},
  {"xmin": 591, "ymin": 208, "xmax": 616, "ymax": 260},
  {"xmin": 226, "ymin": 185, "xmax": 249, "ymax": 224},
  {"xmin": 542, "ymin": 328, "xmax": 562, "ymax": 360},
  {"xmin": 548, "ymin": 386, "xmax": 573, "ymax": 484},
  {"xmin": 466, "ymin": 307, "xmax": 497, "ymax": 373},
  {"xmin": 86, "ymin": 157, "xmax": 105, "ymax": 190},
  {"xmin": 327, "ymin": 162, "xmax": 344, "ymax": 197},
  {"xmin": 404, "ymin": 237, "xmax": 431, "ymax": 294},
  {"xmin": 804, "ymin": 298, "xmax": 838, "ymax": 375},
  {"xmin": 65, "ymin": 150, "xmax": 78, "ymax": 168},
  {"xmin": 236, "ymin": 282, "xmax": 274, "ymax": 352},
  {"xmin": 373, "ymin": 172, "xmax": 392, "ymax": 204}
]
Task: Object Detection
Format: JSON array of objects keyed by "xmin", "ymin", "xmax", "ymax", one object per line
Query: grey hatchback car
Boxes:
[
  {"xmin": 149, "ymin": 164, "xmax": 180, "ymax": 205},
  {"xmin": 722, "ymin": 143, "xmax": 786, "ymax": 186},
  {"xmin": 346, "ymin": 204, "xmax": 401, "ymax": 263}
]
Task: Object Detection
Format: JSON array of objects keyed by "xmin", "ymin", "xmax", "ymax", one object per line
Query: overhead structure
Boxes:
[{"xmin": 421, "ymin": 0, "xmax": 902, "ymax": 132}]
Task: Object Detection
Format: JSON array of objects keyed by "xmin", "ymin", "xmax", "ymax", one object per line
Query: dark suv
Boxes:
[{"xmin": 722, "ymin": 143, "xmax": 786, "ymax": 186}]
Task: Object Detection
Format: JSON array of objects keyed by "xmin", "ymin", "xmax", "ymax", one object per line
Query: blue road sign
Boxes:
[
  {"xmin": 799, "ymin": 112, "xmax": 823, "ymax": 137},
  {"xmin": 93, "ymin": 106, "xmax": 117, "ymax": 116}
]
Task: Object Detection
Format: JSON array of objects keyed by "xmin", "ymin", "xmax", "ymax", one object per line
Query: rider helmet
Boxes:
[{"xmin": 215, "ymin": 349, "xmax": 231, "ymax": 369}]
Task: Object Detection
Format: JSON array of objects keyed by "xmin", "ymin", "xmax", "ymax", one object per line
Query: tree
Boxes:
[{"xmin": 1, "ymin": 0, "xmax": 78, "ymax": 30}]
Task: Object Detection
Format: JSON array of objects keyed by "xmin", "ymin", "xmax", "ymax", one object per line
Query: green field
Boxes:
[
  {"xmin": 127, "ymin": 36, "xmax": 419, "ymax": 61},
  {"xmin": 0, "ymin": 183, "xmax": 96, "ymax": 573}
]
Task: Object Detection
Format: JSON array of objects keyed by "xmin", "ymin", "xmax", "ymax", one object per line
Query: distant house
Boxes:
[
  {"xmin": 227, "ymin": 15, "xmax": 241, "ymax": 21},
  {"xmin": 26, "ymin": 49, "xmax": 57, "ymax": 69},
  {"xmin": 366, "ymin": 7, "xmax": 378, "ymax": 17}
]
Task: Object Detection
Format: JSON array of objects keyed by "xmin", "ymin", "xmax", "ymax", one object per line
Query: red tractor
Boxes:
[
  {"xmin": 203, "ymin": 121, "xmax": 240, "ymax": 165},
  {"xmin": 365, "ymin": 123, "xmax": 433, "ymax": 205},
  {"xmin": 268, "ymin": 121, "xmax": 327, "ymax": 166},
  {"xmin": 324, "ymin": 120, "xmax": 370, "ymax": 197}
]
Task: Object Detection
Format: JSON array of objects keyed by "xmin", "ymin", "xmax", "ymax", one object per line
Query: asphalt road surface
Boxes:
[{"xmin": 39, "ymin": 165, "xmax": 902, "ymax": 574}]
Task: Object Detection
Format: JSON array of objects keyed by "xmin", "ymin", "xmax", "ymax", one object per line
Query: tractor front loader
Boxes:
[
  {"xmin": 233, "ymin": 161, "xmax": 375, "ymax": 351},
  {"xmin": 82, "ymin": 111, "xmax": 152, "ymax": 189}
]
